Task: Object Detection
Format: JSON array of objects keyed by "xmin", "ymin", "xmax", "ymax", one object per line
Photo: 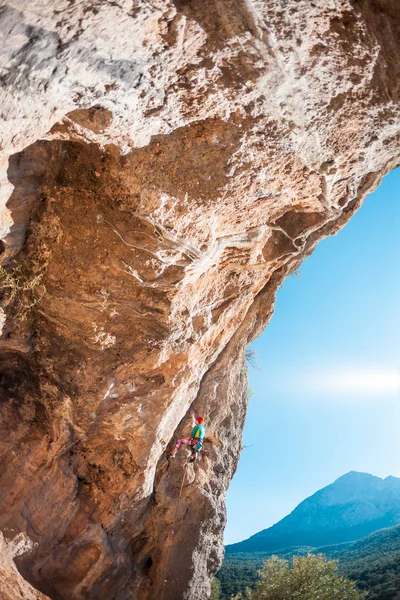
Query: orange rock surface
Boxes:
[{"xmin": 0, "ymin": 1, "xmax": 399, "ymax": 599}]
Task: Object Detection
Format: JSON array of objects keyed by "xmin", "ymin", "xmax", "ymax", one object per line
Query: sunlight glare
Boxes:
[{"xmin": 302, "ymin": 367, "xmax": 400, "ymax": 399}]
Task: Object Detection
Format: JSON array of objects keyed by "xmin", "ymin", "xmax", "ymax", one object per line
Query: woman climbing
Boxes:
[{"xmin": 167, "ymin": 415, "xmax": 205, "ymax": 463}]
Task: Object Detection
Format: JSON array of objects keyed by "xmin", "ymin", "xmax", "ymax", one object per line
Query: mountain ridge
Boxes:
[{"xmin": 226, "ymin": 472, "xmax": 400, "ymax": 554}]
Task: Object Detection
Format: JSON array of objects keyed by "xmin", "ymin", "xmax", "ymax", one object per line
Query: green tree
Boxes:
[
  {"xmin": 210, "ymin": 577, "xmax": 221, "ymax": 600},
  {"xmin": 237, "ymin": 554, "xmax": 367, "ymax": 600}
]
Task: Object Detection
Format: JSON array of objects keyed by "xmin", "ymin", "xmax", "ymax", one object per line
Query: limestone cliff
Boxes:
[{"xmin": 0, "ymin": 1, "xmax": 399, "ymax": 599}]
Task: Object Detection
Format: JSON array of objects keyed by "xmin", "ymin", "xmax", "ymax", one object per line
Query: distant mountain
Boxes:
[
  {"xmin": 226, "ymin": 472, "xmax": 400, "ymax": 554},
  {"xmin": 220, "ymin": 474, "xmax": 400, "ymax": 600}
]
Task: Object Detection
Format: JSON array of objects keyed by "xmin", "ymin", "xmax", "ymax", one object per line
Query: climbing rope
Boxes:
[
  {"xmin": 161, "ymin": 460, "xmax": 189, "ymax": 598},
  {"xmin": 178, "ymin": 462, "xmax": 188, "ymax": 500}
]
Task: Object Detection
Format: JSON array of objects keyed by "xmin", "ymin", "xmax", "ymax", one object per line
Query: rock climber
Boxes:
[{"xmin": 168, "ymin": 415, "xmax": 205, "ymax": 463}]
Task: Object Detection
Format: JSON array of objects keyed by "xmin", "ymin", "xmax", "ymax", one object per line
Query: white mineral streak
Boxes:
[
  {"xmin": 0, "ymin": 532, "xmax": 49, "ymax": 600},
  {"xmin": 0, "ymin": 0, "xmax": 399, "ymax": 259}
]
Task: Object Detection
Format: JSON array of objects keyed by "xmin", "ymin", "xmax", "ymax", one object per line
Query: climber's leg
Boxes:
[
  {"xmin": 188, "ymin": 448, "xmax": 198, "ymax": 463},
  {"xmin": 168, "ymin": 437, "xmax": 191, "ymax": 458},
  {"xmin": 188, "ymin": 439, "xmax": 203, "ymax": 463}
]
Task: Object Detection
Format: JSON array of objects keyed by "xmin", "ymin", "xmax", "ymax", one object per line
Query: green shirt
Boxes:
[{"xmin": 190, "ymin": 424, "xmax": 205, "ymax": 440}]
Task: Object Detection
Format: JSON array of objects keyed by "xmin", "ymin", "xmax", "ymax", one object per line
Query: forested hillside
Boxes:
[{"xmin": 218, "ymin": 524, "xmax": 400, "ymax": 600}]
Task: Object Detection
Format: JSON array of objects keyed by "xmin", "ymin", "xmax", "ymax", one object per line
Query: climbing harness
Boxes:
[{"xmin": 168, "ymin": 437, "xmax": 202, "ymax": 461}]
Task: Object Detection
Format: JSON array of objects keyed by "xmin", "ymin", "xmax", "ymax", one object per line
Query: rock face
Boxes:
[
  {"xmin": 0, "ymin": 1, "xmax": 399, "ymax": 599},
  {"xmin": 0, "ymin": 533, "xmax": 51, "ymax": 600}
]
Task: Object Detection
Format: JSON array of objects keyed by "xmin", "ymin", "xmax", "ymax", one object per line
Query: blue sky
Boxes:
[{"xmin": 225, "ymin": 167, "xmax": 400, "ymax": 545}]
